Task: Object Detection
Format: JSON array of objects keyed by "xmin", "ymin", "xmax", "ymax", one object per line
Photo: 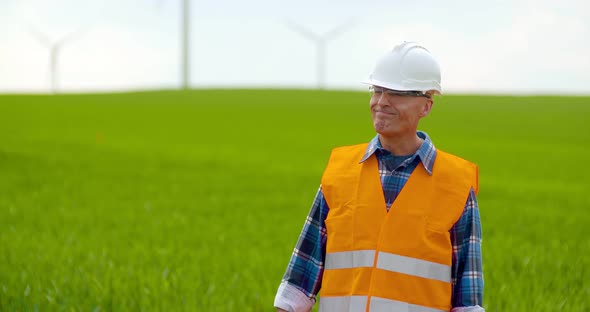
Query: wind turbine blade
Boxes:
[
  {"xmin": 25, "ymin": 24, "xmax": 53, "ymax": 48},
  {"xmin": 284, "ymin": 19, "xmax": 319, "ymax": 42},
  {"xmin": 322, "ymin": 18, "xmax": 358, "ymax": 41}
]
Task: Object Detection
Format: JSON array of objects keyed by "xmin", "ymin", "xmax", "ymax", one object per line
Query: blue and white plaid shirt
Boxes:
[{"xmin": 275, "ymin": 131, "xmax": 484, "ymax": 312}]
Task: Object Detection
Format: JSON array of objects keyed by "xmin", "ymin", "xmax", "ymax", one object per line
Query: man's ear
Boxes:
[{"xmin": 420, "ymin": 98, "xmax": 434, "ymax": 117}]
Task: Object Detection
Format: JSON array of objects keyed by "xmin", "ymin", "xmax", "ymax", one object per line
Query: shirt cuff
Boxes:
[
  {"xmin": 273, "ymin": 281, "xmax": 315, "ymax": 312},
  {"xmin": 451, "ymin": 305, "xmax": 485, "ymax": 312}
]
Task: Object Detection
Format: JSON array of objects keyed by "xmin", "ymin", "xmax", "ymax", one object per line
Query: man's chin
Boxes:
[{"xmin": 374, "ymin": 123, "xmax": 393, "ymax": 135}]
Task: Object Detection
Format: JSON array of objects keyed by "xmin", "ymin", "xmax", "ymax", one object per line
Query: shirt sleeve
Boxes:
[
  {"xmin": 450, "ymin": 188, "xmax": 485, "ymax": 310},
  {"xmin": 274, "ymin": 186, "xmax": 328, "ymax": 312}
]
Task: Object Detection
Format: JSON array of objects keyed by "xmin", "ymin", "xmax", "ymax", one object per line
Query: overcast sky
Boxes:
[{"xmin": 0, "ymin": 0, "xmax": 589, "ymax": 94}]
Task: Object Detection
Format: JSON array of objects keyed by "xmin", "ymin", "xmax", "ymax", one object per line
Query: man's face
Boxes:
[{"xmin": 369, "ymin": 86, "xmax": 433, "ymax": 137}]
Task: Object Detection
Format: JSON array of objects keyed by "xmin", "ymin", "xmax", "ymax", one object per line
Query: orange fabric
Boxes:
[
  {"xmin": 321, "ymin": 267, "xmax": 373, "ymax": 296},
  {"xmin": 320, "ymin": 143, "xmax": 478, "ymax": 311}
]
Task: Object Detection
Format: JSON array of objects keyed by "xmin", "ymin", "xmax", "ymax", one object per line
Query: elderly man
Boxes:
[{"xmin": 274, "ymin": 42, "xmax": 484, "ymax": 312}]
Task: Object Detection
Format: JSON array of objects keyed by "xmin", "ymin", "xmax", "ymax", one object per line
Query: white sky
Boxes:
[{"xmin": 0, "ymin": 0, "xmax": 589, "ymax": 94}]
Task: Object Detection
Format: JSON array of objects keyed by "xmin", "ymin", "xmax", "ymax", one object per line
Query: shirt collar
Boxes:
[{"xmin": 359, "ymin": 130, "xmax": 437, "ymax": 175}]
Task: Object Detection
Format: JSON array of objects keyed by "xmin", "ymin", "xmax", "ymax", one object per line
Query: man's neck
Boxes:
[{"xmin": 378, "ymin": 132, "xmax": 423, "ymax": 156}]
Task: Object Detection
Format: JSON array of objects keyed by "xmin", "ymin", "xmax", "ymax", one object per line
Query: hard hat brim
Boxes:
[{"xmin": 361, "ymin": 78, "xmax": 442, "ymax": 95}]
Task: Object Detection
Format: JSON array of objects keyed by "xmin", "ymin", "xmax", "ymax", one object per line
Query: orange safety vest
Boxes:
[{"xmin": 319, "ymin": 143, "xmax": 478, "ymax": 312}]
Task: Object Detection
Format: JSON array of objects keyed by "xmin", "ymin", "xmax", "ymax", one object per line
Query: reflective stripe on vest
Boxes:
[
  {"xmin": 319, "ymin": 296, "xmax": 367, "ymax": 312},
  {"xmin": 320, "ymin": 296, "xmax": 447, "ymax": 312},
  {"xmin": 325, "ymin": 250, "xmax": 451, "ymax": 283}
]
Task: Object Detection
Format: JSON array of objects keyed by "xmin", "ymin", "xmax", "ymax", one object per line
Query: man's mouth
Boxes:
[{"xmin": 375, "ymin": 111, "xmax": 396, "ymax": 115}]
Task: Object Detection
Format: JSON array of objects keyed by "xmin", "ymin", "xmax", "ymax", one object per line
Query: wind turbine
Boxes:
[
  {"xmin": 181, "ymin": 0, "xmax": 190, "ymax": 90},
  {"xmin": 285, "ymin": 20, "xmax": 356, "ymax": 90},
  {"xmin": 27, "ymin": 26, "xmax": 86, "ymax": 94},
  {"xmin": 158, "ymin": 0, "xmax": 191, "ymax": 90}
]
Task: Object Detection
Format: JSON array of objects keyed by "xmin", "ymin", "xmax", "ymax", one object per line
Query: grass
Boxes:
[{"xmin": 0, "ymin": 90, "xmax": 589, "ymax": 311}]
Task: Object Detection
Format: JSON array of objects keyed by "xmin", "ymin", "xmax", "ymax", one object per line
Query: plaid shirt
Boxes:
[{"xmin": 276, "ymin": 131, "xmax": 484, "ymax": 311}]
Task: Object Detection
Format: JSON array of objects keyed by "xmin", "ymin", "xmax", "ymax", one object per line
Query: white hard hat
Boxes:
[{"xmin": 363, "ymin": 41, "xmax": 442, "ymax": 94}]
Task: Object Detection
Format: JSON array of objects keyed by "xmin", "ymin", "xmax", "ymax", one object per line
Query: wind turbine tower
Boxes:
[{"xmin": 181, "ymin": 0, "xmax": 190, "ymax": 89}]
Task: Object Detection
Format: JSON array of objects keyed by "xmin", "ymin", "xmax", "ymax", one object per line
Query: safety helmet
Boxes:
[{"xmin": 363, "ymin": 41, "xmax": 442, "ymax": 94}]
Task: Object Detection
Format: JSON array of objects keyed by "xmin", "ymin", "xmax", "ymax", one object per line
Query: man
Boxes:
[{"xmin": 274, "ymin": 41, "xmax": 484, "ymax": 312}]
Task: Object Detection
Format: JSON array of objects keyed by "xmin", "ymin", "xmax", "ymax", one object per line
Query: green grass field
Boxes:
[{"xmin": 0, "ymin": 90, "xmax": 589, "ymax": 311}]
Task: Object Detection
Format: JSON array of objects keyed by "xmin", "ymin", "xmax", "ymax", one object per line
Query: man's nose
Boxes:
[{"xmin": 376, "ymin": 93, "xmax": 390, "ymax": 107}]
